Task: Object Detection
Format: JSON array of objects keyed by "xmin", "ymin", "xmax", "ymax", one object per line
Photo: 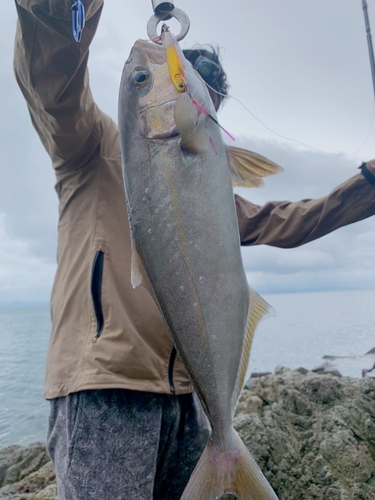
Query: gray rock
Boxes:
[
  {"xmin": 250, "ymin": 371, "xmax": 272, "ymax": 378},
  {"xmin": 294, "ymin": 367, "xmax": 309, "ymax": 375},
  {"xmin": 0, "ymin": 443, "xmax": 50, "ymax": 489},
  {"xmin": 274, "ymin": 365, "xmax": 292, "ymax": 375},
  {"xmin": 312, "ymin": 361, "xmax": 342, "ymax": 377},
  {"xmin": 362, "ymin": 360, "xmax": 375, "ymax": 378},
  {"xmin": 0, "ymin": 446, "xmax": 55, "ymax": 500},
  {"xmin": 234, "ymin": 370, "xmax": 375, "ymax": 499}
]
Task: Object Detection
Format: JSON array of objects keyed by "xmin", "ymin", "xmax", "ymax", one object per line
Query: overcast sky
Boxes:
[{"xmin": 0, "ymin": 0, "xmax": 375, "ymax": 307}]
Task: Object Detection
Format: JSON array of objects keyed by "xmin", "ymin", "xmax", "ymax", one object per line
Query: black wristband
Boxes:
[{"xmin": 359, "ymin": 162, "xmax": 375, "ymax": 185}]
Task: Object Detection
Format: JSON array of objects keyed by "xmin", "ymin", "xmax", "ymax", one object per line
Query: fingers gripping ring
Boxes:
[{"xmin": 147, "ymin": 8, "xmax": 190, "ymax": 43}]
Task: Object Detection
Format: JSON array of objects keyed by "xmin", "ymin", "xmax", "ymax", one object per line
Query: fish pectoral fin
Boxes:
[
  {"xmin": 180, "ymin": 429, "xmax": 278, "ymax": 500},
  {"xmin": 174, "ymin": 93, "xmax": 209, "ymax": 153},
  {"xmin": 226, "ymin": 146, "xmax": 284, "ymax": 188},
  {"xmin": 232, "ymin": 287, "xmax": 276, "ymax": 409},
  {"xmin": 130, "ymin": 236, "xmax": 154, "ymax": 293},
  {"xmin": 130, "ymin": 240, "xmax": 144, "ymax": 289}
]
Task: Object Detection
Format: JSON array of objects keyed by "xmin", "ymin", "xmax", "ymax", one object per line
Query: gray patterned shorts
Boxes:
[{"xmin": 47, "ymin": 389, "xmax": 209, "ymax": 500}]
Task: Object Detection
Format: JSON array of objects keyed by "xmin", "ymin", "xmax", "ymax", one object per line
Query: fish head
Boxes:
[
  {"xmin": 119, "ymin": 39, "xmax": 181, "ymax": 140},
  {"xmin": 119, "ymin": 39, "xmax": 217, "ymax": 144}
]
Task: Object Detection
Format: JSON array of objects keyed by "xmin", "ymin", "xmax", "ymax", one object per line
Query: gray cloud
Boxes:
[{"xmin": 1, "ymin": 1, "xmax": 374, "ymax": 305}]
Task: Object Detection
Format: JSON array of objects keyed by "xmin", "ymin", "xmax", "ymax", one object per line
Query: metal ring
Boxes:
[{"xmin": 147, "ymin": 7, "xmax": 190, "ymax": 43}]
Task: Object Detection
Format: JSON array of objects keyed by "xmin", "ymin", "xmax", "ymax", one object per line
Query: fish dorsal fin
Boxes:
[
  {"xmin": 226, "ymin": 146, "xmax": 284, "ymax": 188},
  {"xmin": 174, "ymin": 93, "xmax": 209, "ymax": 153},
  {"xmin": 231, "ymin": 287, "xmax": 276, "ymax": 411}
]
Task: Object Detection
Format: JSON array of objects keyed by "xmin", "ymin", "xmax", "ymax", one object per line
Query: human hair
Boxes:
[{"xmin": 183, "ymin": 46, "xmax": 228, "ymax": 109}]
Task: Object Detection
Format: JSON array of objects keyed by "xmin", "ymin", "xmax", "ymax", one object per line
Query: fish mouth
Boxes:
[
  {"xmin": 139, "ymin": 98, "xmax": 178, "ymax": 113},
  {"xmin": 151, "ymin": 127, "xmax": 180, "ymax": 140}
]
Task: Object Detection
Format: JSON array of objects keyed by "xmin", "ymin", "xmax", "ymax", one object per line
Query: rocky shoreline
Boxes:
[{"xmin": 1, "ymin": 368, "xmax": 374, "ymax": 499}]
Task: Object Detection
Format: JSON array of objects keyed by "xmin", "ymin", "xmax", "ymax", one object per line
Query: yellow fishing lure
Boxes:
[{"xmin": 162, "ymin": 29, "xmax": 186, "ymax": 93}]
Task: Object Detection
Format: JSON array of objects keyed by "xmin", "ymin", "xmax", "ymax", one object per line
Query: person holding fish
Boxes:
[{"xmin": 13, "ymin": 1, "xmax": 375, "ymax": 499}]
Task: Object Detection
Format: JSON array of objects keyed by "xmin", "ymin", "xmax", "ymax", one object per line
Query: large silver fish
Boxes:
[{"xmin": 118, "ymin": 37, "xmax": 281, "ymax": 500}]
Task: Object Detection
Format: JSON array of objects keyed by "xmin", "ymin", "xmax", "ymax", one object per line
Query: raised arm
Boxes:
[
  {"xmin": 14, "ymin": 0, "xmax": 104, "ymax": 172},
  {"xmin": 236, "ymin": 164, "xmax": 375, "ymax": 248}
]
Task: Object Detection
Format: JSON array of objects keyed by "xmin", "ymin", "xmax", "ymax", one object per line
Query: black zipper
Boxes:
[
  {"xmin": 168, "ymin": 347, "xmax": 177, "ymax": 394},
  {"xmin": 91, "ymin": 250, "xmax": 104, "ymax": 343}
]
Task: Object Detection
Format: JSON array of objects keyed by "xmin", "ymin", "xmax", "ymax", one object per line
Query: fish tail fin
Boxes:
[{"xmin": 180, "ymin": 429, "xmax": 278, "ymax": 500}]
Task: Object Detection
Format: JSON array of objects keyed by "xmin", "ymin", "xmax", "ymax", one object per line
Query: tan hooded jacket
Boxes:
[{"xmin": 14, "ymin": 0, "xmax": 375, "ymax": 399}]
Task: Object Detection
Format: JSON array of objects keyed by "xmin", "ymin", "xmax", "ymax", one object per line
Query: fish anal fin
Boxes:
[
  {"xmin": 174, "ymin": 93, "xmax": 209, "ymax": 153},
  {"xmin": 180, "ymin": 429, "xmax": 278, "ymax": 500},
  {"xmin": 232, "ymin": 287, "xmax": 276, "ymax": 409},
  {"xmin": 227, "ymin": 146, "xmax": 284, "ymax": 188}
]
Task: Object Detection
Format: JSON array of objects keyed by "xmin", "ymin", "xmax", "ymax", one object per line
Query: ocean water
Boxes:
[
  {"xmin": 248, "ymin": 289, "xmax": 375, "ymax": 378},
  {"xmin": 0, "ymin": 306, "xmax": 50, "ymax": 449},
  {"xmin": 0, "ymin": 289, "xmax": 374, "ymax": 449}
]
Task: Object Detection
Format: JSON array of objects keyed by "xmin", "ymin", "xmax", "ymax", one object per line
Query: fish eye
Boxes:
[{"xmin": 133, "ymin": 69, "xmax": 150, "ymax": 87}]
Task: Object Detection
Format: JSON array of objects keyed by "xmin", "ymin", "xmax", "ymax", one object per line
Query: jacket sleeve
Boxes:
[
  {"xmin": 235, "ymin": 169, "xmax": 375, "ymax": 248},
  {"xmin": 14, "ymin": 0, "xmax": 104, "ymax": 172}
]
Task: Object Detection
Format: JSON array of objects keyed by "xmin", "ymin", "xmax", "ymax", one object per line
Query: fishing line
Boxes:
[
  {"xmin": 152, "ymin": 40, "xmax": 375, "ymax": 157},
  {"xmin": 190, "ymin": 98, "xmax": 235, "ymax": 141},
  {"xmin": 205, "ymin": 81, "xmax": 375, "ymax": 158},
  {"xmin": 150, "ymin": 31, "xmax": 374, "ymax": 158}
]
